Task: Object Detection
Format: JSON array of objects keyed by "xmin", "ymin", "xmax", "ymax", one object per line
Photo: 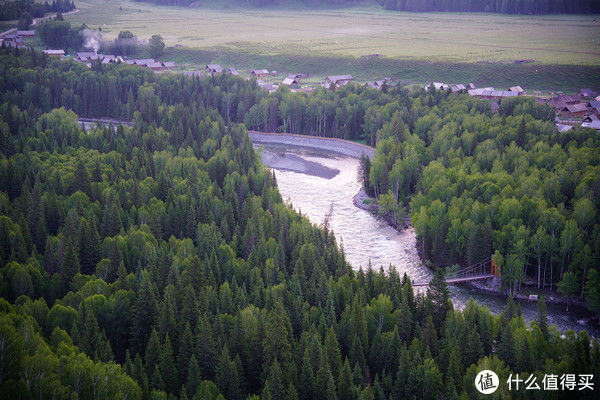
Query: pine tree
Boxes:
[
  {"xmin": 349, "ymin": 296, "xmax": 368, "ymax": 349},
  {"xmin": 186, "ymin": 355, "xmax": 201, "ymax": 399},
  {"xmin": 74, "ymin": 159, "xmax": 91, "ymax": 196},
  {"xmin": 262, "ymin": 302, "xmax": 293, "ymax": 375},
  {"xmin": 262, "ymin": 358, "xmax": 285, "ymax": 400},
  {"xmin": 498, "ymin": 323, "xmax": 515, "ymax": 369},
  {"xmin": 349, "ymin": 334, "xmax": 365, "ymax": 370},
  {"xmin": 177, "ymin": 323, "xmax": 194, "ymax": 387},
  {"xmin": 60, "ymin": 238, "xmax": 80, "ymax": 291},
  {"xmin": 195, "ymin": 314, "xmax": 217, "ymax": 380},
  {"xmin": 159, "ymin": 334, "xmax": 178, "ymax": 394},
  {"xmin": 215, "ymin": 345, "xmax": 241, "ymax": 400},
  {"xmin": 337, "ymin": 358, "xmax": 356, "ymax": 400},
  {"xmin": 152, "ymin": 365, "xmax": 164, "ymax": 391},
  {"xmin": 426, "ymin": 268, "xmax": 450, "ymax": 330},
  {"xmin": 80, "ymin": 305, "xmax": 100, "ymax": 359},
  {"xmin": 180, "ymin": 285, "xmax": 198, "ymax": 330},
  {"xmin": 146, "ymin": 329, "xmax": 161, "ymax": 376},
  {"xmin": 325, "ymin": 326, "xmax": 342, "ymax": 379},
  {"xmin": 131, "ymin": 276, "xmax": 157, "ymax": 355},
  {"xmin": 78, "ymin": 216, "xmax": 100, "ymax": 275}
]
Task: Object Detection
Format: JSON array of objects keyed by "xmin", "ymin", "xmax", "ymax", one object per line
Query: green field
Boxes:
[{"xmin": 66, "ymin": 0, "xmax": 600, "ymax": 91}]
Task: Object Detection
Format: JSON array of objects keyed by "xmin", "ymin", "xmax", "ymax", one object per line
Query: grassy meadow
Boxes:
[{"xmin": 65, "ymin": 0, "xmax": 600, "ymax": 91}]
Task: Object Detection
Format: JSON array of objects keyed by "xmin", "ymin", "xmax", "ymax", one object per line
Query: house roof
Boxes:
[
  {"xmin": 563, "ymin": 103, "xmax": 588, "ymax": 113},
  {"xmin": 281, "ymin": 77, "xmax": 299, "ymax": 86},
  {"xmin": 43, "ymin": 49, "xmax": 65, "ymax": 55},
  {"xmin": 326, "ymin": 75, "xmax": 353, "ymax": 82},
  {"xmin": 551, "ymin": 94, "xmax": 580, "ymax": 104},
  {"xmin": 162, "ymin": 62, "xmax": 177, "ymax": 68},
  {"xmin": 468, "ymin": 88, "xmax": 518, "ymax": 98},
  {"xmin": 206, "ymin": 64, "xmax": 222, "ymax": 73},
  {"xmin": 431, "ymin": 82, "xmax": 449, "ymax": 90},
  {"xmin": 147, "ymin": 62, "xmax": 163, "ymax": 69},
  {"xmin": 509, "ymin": 86, "xmax": 524, "ymax": 93},
  {"xmin": 556, "ymin": 123, "xmax": 573, "ymax": 133},
  {"xmin": 450, "ymin": 84, "xmax": 466, "ymax": 92},
  {"xmin": 588, "ymin": 100, "xmax": 600, "ymax": 108},
  {"xmin": 579, "ymin": 88, "xmax": 595, "ymax": 97},
  {"xmin": 582, "ymin": 120, "xmax": 600, "ymax": 130},
  {"xmin": 251, "ymin": 69, "xmax": 269, "ymax": 75},
  {"xmin": 134, "ymin": 59, "xmax": 156, "ymax": 66},
  {"xmin": 227, "ymin": 68, "xmax": 239, "ymax": 75},
  {"xmin": 77, "ymin": 52, "xmax": 97, "ymax": 60}
]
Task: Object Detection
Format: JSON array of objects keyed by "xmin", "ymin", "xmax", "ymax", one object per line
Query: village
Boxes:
[{"xmin": 3, "ymin": 26, "xmax": 598, "ymax": 133}]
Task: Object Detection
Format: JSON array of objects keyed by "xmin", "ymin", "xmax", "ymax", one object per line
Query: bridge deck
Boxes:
[{"xmin": 413, "ymin": 274, "xmax": 495, "ymax": 287}]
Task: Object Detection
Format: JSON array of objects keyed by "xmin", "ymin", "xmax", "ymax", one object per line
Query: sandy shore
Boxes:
[
  {"xmin": 257, "ymin": 147, "xmax": 340, "ymax": 179},
  {"xmin": 248, "ymin": 131, "xmax": 375, "ymax": 159}
]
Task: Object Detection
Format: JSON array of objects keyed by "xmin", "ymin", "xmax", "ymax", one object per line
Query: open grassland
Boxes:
[
  {"xmin": 66, "ymin": 0, "xmax": 600, "ymax": 91},
  {"xmin": 69, "ymin": 0, "xmax": 600, "ymax": 64}
]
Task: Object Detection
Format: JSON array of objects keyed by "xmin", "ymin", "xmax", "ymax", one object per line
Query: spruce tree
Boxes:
[
  {"xmin": 177, "ymin": 323, "xmax": 194, "ymax": 387},
  {"xmin": 60, "ymin": 238, "xmax": 80, "ymax": 291},
  {"xmin": 325, "ymin": 326, "xmax": 342, "ymax": 379},
  {"xmin": 195, "ymin": 314, "xmax": 217, "ymax": 380},
  {"xmin": 131, "ymin": 276, "xmax": 157, "ymax": 355},
  {"xmin": 215, "ymin": 345, "xmax": 241, "ymax": 400},
  {"xmin": 426, "ymin": 268, "xmax": 450, "ymax": 330},
  {"xmin": 160, "ymin": 334, "xmax": 178, "ymax": 394},
  {"xmin": 145, "ymin": 329, "xmax": 161, "ymax": 376},
  {"xmin": 185, "ymin": 355, "xmax": 201, "ymax": 399},
  {"xmin": 337, "ymin": 358, "xmax": 356, "ymax": 400},
  {"xmin": 262, "ymin": 358, "xmax": 285, "ymax": 400}
]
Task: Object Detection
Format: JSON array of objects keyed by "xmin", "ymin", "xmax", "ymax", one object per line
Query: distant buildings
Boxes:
[
  {"xmin": 206, "ymin": 64, "xmax": 223, "ymax": 74},
  {"xmin": 324, "ymin": 75, "xmax": 353, "ymax": 88},
  {"xmin": 69, "ymin": 53, "xmax": 178, "ymax": 71},
  {"xmin": 251, "ymin": 69, "xmax": 270, "ymax": 78},
  {"xmin": 43, "ymin": 49, "xmax": 65, "ymax": 57},
  {"xmin": 0, "ymin": 28, "xmax": 31, "ymax": 49},
  {"xmin": 281, "ymin": 77, "xmax": 300, "ymax": 87},
  {"xmin": 468, "ymin": 88, "xmax": 519, "ymax": 100}
]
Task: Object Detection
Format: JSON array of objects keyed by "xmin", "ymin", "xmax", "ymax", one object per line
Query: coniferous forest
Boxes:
[{"xmin": 0, "ymin": 48, "xmax": 599, "ymax": 399}]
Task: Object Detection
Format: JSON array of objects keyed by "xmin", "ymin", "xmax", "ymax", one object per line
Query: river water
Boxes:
[{"xmin": 256, "ymin": 143, "xmax": 599, "ymax": 337}]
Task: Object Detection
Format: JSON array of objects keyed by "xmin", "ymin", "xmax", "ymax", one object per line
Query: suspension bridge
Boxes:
[{"xmin": 413, "ymin": 255, "xmax": 500, "ymax": 287}]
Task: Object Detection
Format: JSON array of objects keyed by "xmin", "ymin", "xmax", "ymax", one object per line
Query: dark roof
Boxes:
[{"xmin": 588, "ymin": 100, "xmax": 600, "ymax": 108}]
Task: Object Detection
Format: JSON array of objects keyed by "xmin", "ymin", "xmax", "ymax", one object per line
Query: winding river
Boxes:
[{"xmin": 252, "ymin": 138, "xmax": 599, "ymax": 337}]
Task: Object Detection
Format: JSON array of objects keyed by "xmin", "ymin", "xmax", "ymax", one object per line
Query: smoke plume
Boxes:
[{"xmin": 82, "ymin": 29, "xmax": 103, "ymax": 54}]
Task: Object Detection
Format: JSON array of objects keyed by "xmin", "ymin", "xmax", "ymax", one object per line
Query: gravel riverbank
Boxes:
[{"xmin": 248, "ymin": 131, "xmax": 375, "ymax": 159}]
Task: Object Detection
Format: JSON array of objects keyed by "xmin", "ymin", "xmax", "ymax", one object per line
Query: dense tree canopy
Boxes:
[
  {"xmin": 0, "ymin": 0, "xmax": 75, "ymax": 21},
  {"xmin": 0, "ymin": 48, "xmax": 599, "ymax": 399}
]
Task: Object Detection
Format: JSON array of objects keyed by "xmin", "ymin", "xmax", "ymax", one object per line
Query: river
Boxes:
[{"xmin": 255, "ymin": 142, "xmax": 600, "ymax": 337}]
